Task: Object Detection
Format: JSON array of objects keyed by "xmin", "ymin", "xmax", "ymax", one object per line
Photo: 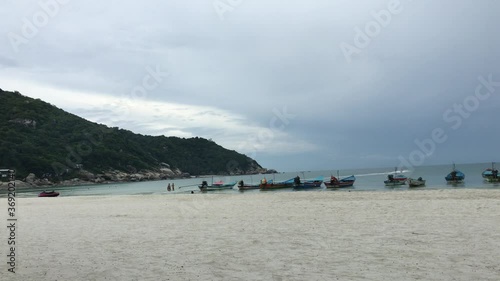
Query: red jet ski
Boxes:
[{"xmin": 38, "ymin": 191, "xmax": 60, "ymax": 197}]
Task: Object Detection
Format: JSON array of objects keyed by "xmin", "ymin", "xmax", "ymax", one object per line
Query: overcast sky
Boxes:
[{"xmin": 1, "ymin": 0, "xmax": 499, "ymax": 172}]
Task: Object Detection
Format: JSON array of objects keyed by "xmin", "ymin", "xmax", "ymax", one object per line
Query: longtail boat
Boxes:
[
  {"xmin": 293, "ymin": 176, "xmax": 323, "ymax": 189},
  {"xmin": 237, "ymin": 180, "xmax": 260, "ymax": 190},
  {"xmin": 259, "ymin": 178, "xmax": 294, "ymax": 190},
  {"xmin": 324, "ymin": 175, "xmax": 355, "ymax": 188},
  {"xmin": 384, "ymin": 167, "xmax": 407, "ymax": 186},
  {"xmin": 445, "ymin": 163, "xmax": 464, "ymax": 183},
  {"xmin": 482, "ymin": 162, "xmax": 499, "ymax": 183},
  {"xmin": 199, "ymin": 180, "xmax": 236, "ymax": 191}
]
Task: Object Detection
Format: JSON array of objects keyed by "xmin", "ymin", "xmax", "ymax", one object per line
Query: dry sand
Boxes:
[{"xmin": 1, "ymin": 189, "xmax": 500, "ymax": 281}]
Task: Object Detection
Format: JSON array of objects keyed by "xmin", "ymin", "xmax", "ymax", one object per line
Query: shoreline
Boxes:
[
  {"xmin": 5, "ymin": 171, "xmax": 498, "ymax": 194},
  {"xmin": 1, "ymin": 189, "xmax": 500, "ymax": 280},
  {"xmin": 1, "ymin": 171, "xmax": 276, "ymax": 190}
]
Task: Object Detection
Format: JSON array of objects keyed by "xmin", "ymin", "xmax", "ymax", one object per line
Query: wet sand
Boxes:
[{"xmin": 2, "ymin": 189, "xmax": 500, "ymax": 280}]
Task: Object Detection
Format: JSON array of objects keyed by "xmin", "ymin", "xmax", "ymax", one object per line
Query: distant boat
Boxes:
[
  {"xmin": 408, "ymin": 177, "xmax": 426, "ymax": 187},
  {"xmin": 384, "ymin": 167, "xmax": 407, "ymax": 186},
  {"xmin": 198, "ymin": 180, "xmax": 236, "ymax": 191},
  {"xmin": 324, "ymin": 172, "xmax": 355, "ymax": 188},
  {"xmin": 38, "ymin": 190, "xmax": 59, "ymax": 197},
  {"xmin": 445, "ymin": 163, "xmax": 465, "ymax": 183},
  {"xmin": 237, "ymin": 180, "xmax": 260, "ymax": 190},
  {"xmin": 292, "ymin": 176, "xmax": 323, "ymax": 189},
  {"xmin": 482, "ymin": 162, "xmax": 499, "ymax": 183}
]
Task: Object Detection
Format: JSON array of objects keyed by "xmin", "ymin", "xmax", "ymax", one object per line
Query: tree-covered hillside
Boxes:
[{"xmin": 0, "ymin": 89, "xmax": 263, "ymax": 180}]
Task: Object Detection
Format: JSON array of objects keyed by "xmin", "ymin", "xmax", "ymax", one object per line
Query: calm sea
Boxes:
[{"xmin": 2, "ymin": 162, "xmax": 499, "ymax": 198}]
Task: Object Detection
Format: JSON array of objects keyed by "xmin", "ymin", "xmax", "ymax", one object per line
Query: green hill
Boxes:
[{"xmin": 0, "ymin": 89, "xmax": 265, "ymax": 182}]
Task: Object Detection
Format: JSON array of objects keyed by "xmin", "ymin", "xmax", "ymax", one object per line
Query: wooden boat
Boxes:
[
  {"xmin": 259, "ymin": 178, "xmax": 294, "ymax": 190},
  {"xmin": 292, "ymin": 176, "xmax": 323, "ymax": 189},
  {"xmin": 198, "ymin": 180, "xmax": 236, "ymax": 191},
  {"xmin": 482, "ymin": 162, "xmax": 499, "ymax": 183},
  {"xmin": 384, "ymin": 168, "xmax": 407, "ymax": 186},
  {"xmin": 445, "ymin": 164, "xmax": 465, "ymax": 183},
  {"xmin": 408, "ymin": 177, "xmax": 426, "ymax": 187},
  {"xmin": 38, "ymin": 191, "xmax": 60, "ymax": 197},
  {"xmin": 237, "ymin": 180, "xmax": 260, "ymax": 190},
  {"xmin": 324, "ymin": 175, "xmax": 355, "ymax": 188}
]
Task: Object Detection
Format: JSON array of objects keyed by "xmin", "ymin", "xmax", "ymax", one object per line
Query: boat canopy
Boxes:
[{"xmin": 446, "ymin": 170, "xmax": 465, "ymax": 180}]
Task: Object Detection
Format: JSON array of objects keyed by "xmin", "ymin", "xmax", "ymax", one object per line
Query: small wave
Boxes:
[{"xmin": 355, "ymin": 169, "xmax": 411, "ymax": 177}]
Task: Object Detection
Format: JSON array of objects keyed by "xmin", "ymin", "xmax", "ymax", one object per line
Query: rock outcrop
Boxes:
[
  {"xmin": 11, "ymin": 164, "xmax": 276, "ymax": 189},
  {"xmin": 13, "ymin": 168, "xmax": 192, "ymax": 189}
]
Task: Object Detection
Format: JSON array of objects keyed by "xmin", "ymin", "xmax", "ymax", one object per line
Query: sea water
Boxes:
[{"xmin": 2, "ymin": 162, "xmax": 499, "ymax": 198}]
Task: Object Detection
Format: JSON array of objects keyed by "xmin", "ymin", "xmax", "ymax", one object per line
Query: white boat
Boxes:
[
  {"xmin": 384, "ymin": 167, "xmax": 407, "ymax": 186},
  {"xmin": 408, "ymin": 177, "xmax": 426, "ymax": 187}
]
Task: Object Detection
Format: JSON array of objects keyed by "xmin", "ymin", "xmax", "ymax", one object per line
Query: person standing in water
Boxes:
[
  {"xmin": 167, "ymin": 183, "xmax": 171, "ymax": 191},
  {"xmin": 172, "ymin": 183, "xmax": 175, "ymax": 191}
]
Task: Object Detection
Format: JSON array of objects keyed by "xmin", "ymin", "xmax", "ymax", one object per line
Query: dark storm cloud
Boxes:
[{"xmin": 1, "ymin": 0, "xmax": 499, "ymax": 171}]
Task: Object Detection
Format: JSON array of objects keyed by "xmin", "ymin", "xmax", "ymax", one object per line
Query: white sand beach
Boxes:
[{"xmin": 2, "ymin": 189, "xmax": 500, "ymax": 281}]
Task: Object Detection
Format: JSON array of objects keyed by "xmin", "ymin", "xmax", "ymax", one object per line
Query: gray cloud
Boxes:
[{"xmin": 1, "ymin": 0, "xmax": 499, "ymax": 171}]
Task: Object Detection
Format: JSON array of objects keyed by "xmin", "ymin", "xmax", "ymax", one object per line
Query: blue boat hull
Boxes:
[{"xmin": 445, "ymin": 170, "xmax": 465, "ymax": 183}]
